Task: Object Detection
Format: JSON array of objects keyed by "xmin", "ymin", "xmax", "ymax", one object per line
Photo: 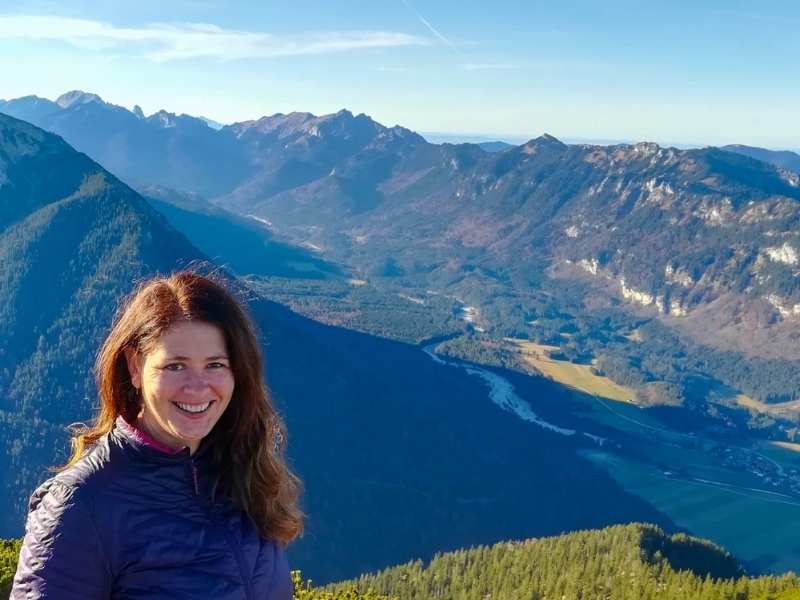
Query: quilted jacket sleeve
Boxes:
[
  {"xmin": 11, "ymin": 479, "xmax": 112, "ymax": 599},
  {"xmin": 266, "ymin": 540, "xmax": 293, "ymax": 600}
]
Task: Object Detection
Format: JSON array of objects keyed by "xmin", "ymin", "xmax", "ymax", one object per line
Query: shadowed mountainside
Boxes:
[{"xmin": 724, "ymin": 144, "xmax": 800, "ymax": 175}]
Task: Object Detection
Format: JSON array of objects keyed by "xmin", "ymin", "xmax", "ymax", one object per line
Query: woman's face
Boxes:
[{"xmin": 125, "ymin": 320, "xmax": 235, "ymax": 454}]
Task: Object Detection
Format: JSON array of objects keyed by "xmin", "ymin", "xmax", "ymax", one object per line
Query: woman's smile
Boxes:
[{"xmin": 173, "ymin": 401, "xmax": 214, "ymax": 414}]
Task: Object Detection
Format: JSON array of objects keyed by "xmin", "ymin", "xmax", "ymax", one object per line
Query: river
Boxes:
[{"xmin": 422, "ymin": 344, "xmax": 577, "ymax": 437}]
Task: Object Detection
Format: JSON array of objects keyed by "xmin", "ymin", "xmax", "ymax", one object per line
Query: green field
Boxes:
[{"xmin": 584, "ymin": 449, "xmax": 800, "ymax": 575}]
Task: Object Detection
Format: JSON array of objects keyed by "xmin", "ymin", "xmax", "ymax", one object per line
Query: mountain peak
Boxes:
[
  {"xmin": 526, "ymin": 133, "xmax": 565, "ymax": 146},
  {"xmin": 146, "ymin": 109, "xmax": 177, "ymax": 128},
  {"xmin": 316, "ymin": 109, "xmax": 359, "ymax": 127},
  {"xmin": 55, "ymin": 90, "xmax": 104, "ymax": 109},
  {"xmin": 521, "ymin": 133, "xmax": 566, "ymax": 154},
  {"xmin": 633, "ymin": 141, "xmax": 662, "ymax": 154},
  {"xmin": 132, "ymin": 105, "xmax": 145, "ymax": 120}
]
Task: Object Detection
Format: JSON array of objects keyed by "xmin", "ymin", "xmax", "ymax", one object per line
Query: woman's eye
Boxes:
[
  {"xmin": 163, "ymin": 363, "xmax": 185, "ymax": 371},
  {"xmin": 207, "ymin": 362, "xmax": 228, "ymax": 369}
]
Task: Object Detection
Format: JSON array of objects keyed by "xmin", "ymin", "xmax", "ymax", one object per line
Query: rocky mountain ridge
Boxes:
[{"xmin": 3, "ymin": 92, "xmax": 800, "ymax": 364}]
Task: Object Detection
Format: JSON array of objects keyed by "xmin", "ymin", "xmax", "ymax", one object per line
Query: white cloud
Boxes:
[
  {"xmin": 460, "ymin": 59, "xmax": 599, "ymax": 72},
  {"xmin": 0, "ymin": 15, "xmax": 429, "ymax": 62},
  {"xmin": 371, "ymin": 65, "xmax": 413, "ymax": 73},
  {"xmin": 460, "ymin": 63, "xmax": 524, "ymax": 71}
]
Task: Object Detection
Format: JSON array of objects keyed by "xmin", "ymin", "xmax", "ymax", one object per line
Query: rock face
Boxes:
[{"xmin": 54, "ymin": 90, "xmax": 104, "ymax": 109}]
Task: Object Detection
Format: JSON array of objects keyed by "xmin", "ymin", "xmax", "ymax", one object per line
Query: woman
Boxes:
[{"xmin": 12, "ymin": 271, "xmax": 303, "ymax": 599}]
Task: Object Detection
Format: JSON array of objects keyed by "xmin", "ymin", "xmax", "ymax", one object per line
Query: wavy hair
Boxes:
[{"xmin": 64, "ymin": 270, "xmax": 303, "ymax": 545}]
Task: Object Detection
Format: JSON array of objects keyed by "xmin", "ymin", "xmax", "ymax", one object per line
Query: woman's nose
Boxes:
[{"xmin": 182, "ymin": 371, "xmax": 209, "ymax": 393}]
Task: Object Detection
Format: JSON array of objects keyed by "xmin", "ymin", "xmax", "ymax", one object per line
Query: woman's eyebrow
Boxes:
[{"xmin": 163, "ymin": 354, "xmax": 230, "ymax": 360}]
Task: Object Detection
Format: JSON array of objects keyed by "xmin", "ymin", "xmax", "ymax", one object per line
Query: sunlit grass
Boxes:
[{"xmin": 509, "ymin": 339, "xmax": 636, "ymax": 403}]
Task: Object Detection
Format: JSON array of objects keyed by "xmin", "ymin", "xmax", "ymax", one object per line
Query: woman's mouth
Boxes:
[{"xmin": 173, "ymin": 401, "xmax": 213, "ymax": 414}]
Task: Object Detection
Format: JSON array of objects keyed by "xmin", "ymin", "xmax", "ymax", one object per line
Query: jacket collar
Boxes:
[
  {"xmin": 112, "ymin": 415, "xmax": 197, "ymax": 464},
  {"xmin": 115, "ymin": 415, "xmax": 186, "ymax": 455}
]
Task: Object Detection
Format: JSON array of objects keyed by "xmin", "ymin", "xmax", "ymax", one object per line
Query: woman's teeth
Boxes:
[{"xmin": 175, "ymin": 401, "xmax": 211, "ymax": 414}]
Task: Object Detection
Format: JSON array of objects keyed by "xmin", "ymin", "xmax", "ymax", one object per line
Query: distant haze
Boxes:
[
  {"xmin": 0, "ymin": 1, "xmax": 799, "ymax": 147},
  {"xmin": 423, "ymin": 132, "xmax": 705, "ymax": 150}
]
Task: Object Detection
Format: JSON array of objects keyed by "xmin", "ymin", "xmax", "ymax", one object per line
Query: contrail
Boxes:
[{"xmin": 400, "ymin": 0, "xmax": 465, "ymax": 58}]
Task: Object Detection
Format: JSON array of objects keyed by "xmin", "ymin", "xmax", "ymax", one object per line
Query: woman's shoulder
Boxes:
[
  {"xmin": 15, "ymin": 441, "xmax": 117, "ymax": 599},
  {"xmin": 29, "ymin": 433, "xmax": 118, "ymax": 510}
]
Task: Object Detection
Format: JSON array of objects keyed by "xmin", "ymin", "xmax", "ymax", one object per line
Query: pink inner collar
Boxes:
[{"xmin": 119, "ymin": 416, "xmax": 186, "ymax": 455}]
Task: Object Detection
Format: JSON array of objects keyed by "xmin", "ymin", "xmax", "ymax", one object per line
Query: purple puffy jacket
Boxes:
[{"xmin": 11, "ymin": 416, "xmax": 293, "ymax": 599}]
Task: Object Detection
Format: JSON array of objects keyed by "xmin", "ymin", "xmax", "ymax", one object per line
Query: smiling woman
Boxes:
[
  {"xmin": 125, "ymin": 320, "xmax": 236, "ymax": 454},
  {"xmin": 11, "ymin": 271, "xmax": 303, "ymax": 600}
]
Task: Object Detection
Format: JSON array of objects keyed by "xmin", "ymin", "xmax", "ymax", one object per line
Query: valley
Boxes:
[
  {"xmin": 428, "ymin": 337, "xmax": 800, "ymax": 573},
  {"xmin": 249, "ymin": 272, "xmax": 800, "ymax": 573},
  {"xmin": 175, "ymin": 204, "xmax": 800, "ymax": 576}
]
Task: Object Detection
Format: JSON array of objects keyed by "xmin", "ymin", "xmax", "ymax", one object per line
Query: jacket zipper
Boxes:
[
  {"xmin": 190, "ymin": 459, "xmax": 254, "ymax": 600},
  {"xmin": 190, "ymin": 461, "xmax": 199, "ymax": 495}
]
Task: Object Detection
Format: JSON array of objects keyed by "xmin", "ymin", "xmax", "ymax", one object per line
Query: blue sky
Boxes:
[{"xmin": 0, "ymin": 1, "xmax": 798, "ymax": 148}]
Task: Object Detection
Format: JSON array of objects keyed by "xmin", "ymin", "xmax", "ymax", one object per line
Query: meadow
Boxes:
[{"xmin": 509, "ymin": 339, "xmax": 636, "ymax": 402}]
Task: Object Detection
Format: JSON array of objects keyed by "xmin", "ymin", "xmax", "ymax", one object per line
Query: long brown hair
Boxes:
[{"xmin": 65, "ymin": 270, "xmax": 303, "ymax": 545}]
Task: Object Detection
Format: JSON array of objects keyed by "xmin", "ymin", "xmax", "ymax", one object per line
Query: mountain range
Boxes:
[
  {"xmin": 3, "ymin": 92, "xmax": 798, "ymax": 364},
  {"xmin": 5, "ymin": 91, "xmax": 800, "ymax": 419},
  {"xmin": 0, "ymin": 91, "xmax": 800, "ymax": 401}
]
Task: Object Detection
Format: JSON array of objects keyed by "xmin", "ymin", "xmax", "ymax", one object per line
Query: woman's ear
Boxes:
[{"xmin": 124, "ymin": 347, "xmax": 143, "ymax": 389}]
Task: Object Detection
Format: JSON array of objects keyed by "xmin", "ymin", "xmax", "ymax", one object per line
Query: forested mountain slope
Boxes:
[
  {"xmin": 0, "ymin": 111, "xmax": 207, "ymax": 534},
  {"xmin": 330, "ymin": 523, "xmax": 800, "ymax": 600},
  {"xmin": 243, "ymin": 135, "xmax": 800, "ymax": 337}
]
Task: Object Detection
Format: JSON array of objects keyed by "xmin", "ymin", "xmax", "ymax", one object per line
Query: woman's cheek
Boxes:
[
  {"xmin": 149, "ymin": 370, "xmax": 182, "ymax": 394},
  {"xmin": 213, "ymin": 372, "xmax": 235, "ymax": 395}
]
